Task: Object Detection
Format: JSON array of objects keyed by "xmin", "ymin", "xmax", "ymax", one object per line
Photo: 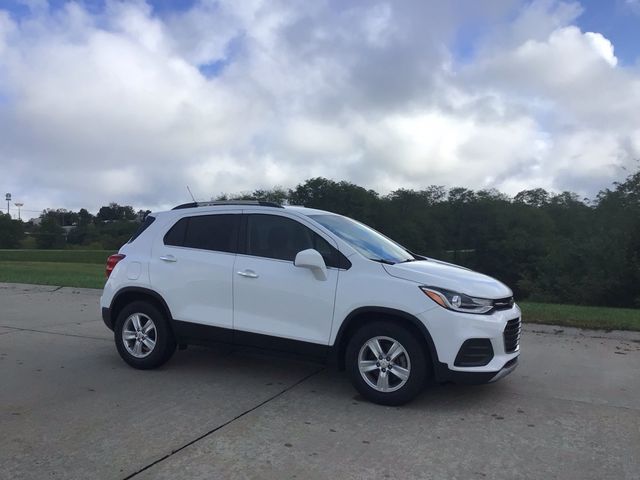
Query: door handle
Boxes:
[
  {"xmin": 159, "ymin": 255, "xmax": 177, "ymax": 262},
  {"xmin": 236, "ymin": 270, "xmax": 259, "ymax": 278}
]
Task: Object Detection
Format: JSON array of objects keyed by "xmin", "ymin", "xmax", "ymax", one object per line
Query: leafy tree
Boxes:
[
  {"xmin": 0, "ymin": 214, "xmax": 24, "ymax": 248},
  {"xmin": 36, "ymin": 217, "xmax": 65, "ymax": 249},
  {"xmin": 289, "ymin": 178, "xmax": 379, "ymax": 224},
  {"xmin": 98, "ymin": 220, "xmax": 139, "ymax": 249},
  {"xmin": 447, "ymin": 187, "xmax": 476, "ymax": 204},
  {"xmin": 97, "ymin": 203, "xmax": 136, "ymax": 222},
  {"xmin": 514, "ymin": 188, "xmax": 550, "ymax": 207},
  {"xmin": 78, "ymin": 208, "xmax": 94, "ymax": 226},
  {"xmin": 40, "ymin": 208, "xmax": 79, "ymax": 227}
]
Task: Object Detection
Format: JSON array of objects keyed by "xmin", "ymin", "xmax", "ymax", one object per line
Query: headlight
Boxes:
[{"xmin": 420, "ymin": 286, "xmax": 494, "ymax": 314}]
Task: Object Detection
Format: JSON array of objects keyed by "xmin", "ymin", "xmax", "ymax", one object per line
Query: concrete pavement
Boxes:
[{"xmin": 1, "ymin": 282, "xmax": 639, "ymax": 480}]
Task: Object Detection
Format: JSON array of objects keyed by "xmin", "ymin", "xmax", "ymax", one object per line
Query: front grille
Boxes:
[
  {"xmin": 454, "ymin": 338, "xmax": 494, "ymax": 367},
  {"xmin": 493, "ymin": 296, "xmax": 515, "ymax": 311},
  {"xmin": 503, "ymin": 317, "xmax": 521, "ymax": 353}
]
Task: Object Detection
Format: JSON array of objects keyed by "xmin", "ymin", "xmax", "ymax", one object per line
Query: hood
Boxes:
[{"xmin": 382, "ymin": 259, "xmax": 512, "ymax": 299}]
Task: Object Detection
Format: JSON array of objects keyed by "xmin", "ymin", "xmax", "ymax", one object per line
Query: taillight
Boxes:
[{"xmin": 106, "ymin": 254, "xmax": 126, "ymax": 278}]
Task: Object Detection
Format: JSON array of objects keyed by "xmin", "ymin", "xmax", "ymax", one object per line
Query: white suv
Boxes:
[{"xmin": 101, "ymin": 201, "xmax": 520, "ymax": 405}]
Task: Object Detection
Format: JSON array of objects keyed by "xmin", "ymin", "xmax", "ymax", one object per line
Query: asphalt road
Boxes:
[{"xmin": 1, "ymin": 282, "xmax": 639, "ymax": 480}]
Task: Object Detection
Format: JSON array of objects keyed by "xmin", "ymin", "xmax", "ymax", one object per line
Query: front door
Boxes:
[{"xmin": 233, "ymin": 213, "xmax": 339, "ymax": 346}]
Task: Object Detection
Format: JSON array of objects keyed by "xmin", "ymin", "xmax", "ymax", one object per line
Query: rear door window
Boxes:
[{"xmin": 164, "ymin": 214, "xmax": 239, "ymax": 253}]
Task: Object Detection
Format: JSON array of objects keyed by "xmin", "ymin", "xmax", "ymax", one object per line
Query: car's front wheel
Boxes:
[
  {"xmin": 114, "ymin": 301, "xmax": 176, "ymax": 369},
  {"xmin": 346, "ymin": 321, "xmax": 430, "ymax": 405}
]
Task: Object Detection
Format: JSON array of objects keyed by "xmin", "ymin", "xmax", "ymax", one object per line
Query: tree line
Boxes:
[
  {"xmin": 1, "ymin": 170, "xmax": 638, "ymax": 308},
  {"xmin": 0, "ymin": 203, "xmax": 150, "ymax": 250}
]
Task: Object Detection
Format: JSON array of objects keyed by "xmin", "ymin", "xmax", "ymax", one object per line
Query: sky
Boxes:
[{"xmin": 1, "ymin": 0, "xmax": 639, "ymax": 217}]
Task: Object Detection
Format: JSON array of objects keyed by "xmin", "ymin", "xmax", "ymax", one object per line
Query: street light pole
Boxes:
[
  {"xmin": 5, "ymin": 193, "xmax": 10, "ymax": 215},
  {"xmin": 14, "ymin": 203, "xmax": 24, "ymax": 221}
]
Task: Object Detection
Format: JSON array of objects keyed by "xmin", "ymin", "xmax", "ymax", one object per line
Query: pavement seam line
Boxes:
[
  {"xmin": 0, "ymin": 290, "xmax": 64, "ymax": 297},
  {"xmin": 122, "ymin": 366, "xmax": 325, "ymax": 480},
  {"xmin": 0, "ymin": 325, "xmax": 111, "ymax": 342},
  {"xmin": 0, "ymin": 285, "xmax": 67, "ymax": 296}
]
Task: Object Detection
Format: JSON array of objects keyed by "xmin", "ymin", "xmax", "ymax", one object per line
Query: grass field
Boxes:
[
  {"xmin": 0, "ymin": 261, "xmax": 107, "ymax": 289},
  {"xmin": 0, "ymin": 250, "xmax": 114, "ymax": 290},
  {"xmin": 1, "ymin": 250, "xmax": 638, "ymax": 331}
]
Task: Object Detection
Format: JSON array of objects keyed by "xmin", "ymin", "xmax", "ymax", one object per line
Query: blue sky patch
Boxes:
[{"xmin": 575, "ymin": 0, "xmax": 640, "ymax": 65}]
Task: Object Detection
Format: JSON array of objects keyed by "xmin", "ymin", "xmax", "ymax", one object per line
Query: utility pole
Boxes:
[
  {"xmin": 5, "ymin": 193, "xmax": 10, "ymax": 216},
  {"xmin": 14, "ymin": 202, "xmax": 23, "ymax": 221}
]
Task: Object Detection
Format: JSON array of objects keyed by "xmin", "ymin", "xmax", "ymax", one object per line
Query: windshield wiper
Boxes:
[
  {"xmin": 370, "ymin": 258, "xmax": 396, "ymax": 265},
  {"xmin": 398, "ymin": 258, "xmax": 418, "ymax": 263}
]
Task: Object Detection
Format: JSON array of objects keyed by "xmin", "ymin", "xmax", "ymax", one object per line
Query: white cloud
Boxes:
[
  {"xmin": 0, "ymin": 0, "xmax": 639, "ymax": 215},
  {"xmin": 462, "ymin": 15, "xmax": 640, "ymax": 191},
  {"xmin": 584, "ymin": 31, "xmax": 617, "ymax": 67}
]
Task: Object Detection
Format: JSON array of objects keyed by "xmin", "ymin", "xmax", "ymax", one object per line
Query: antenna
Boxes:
[{"xmin": 186, "ymin": 186, "xmax": 196, "ymax": 202}]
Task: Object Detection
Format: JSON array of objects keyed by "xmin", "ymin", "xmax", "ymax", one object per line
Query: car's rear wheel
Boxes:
[
  {"xmin": 346, "ymin": 321, "xmax": 429, "ymax": 405},
  {"xmin": 114, "ymin": 301, "xmax": 176, "ymax": 369}
]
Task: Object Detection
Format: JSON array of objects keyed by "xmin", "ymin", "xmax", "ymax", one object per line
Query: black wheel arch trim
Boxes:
[
  {"xmin": 105, "ymin": 287, "xmax": 174, "ymax": 331},
  {"xmin": 329, "ymin": 306, "xmax": 448, "ymax": 378}
]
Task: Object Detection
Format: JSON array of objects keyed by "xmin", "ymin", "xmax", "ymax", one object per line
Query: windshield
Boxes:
[{"xmin": 310, "ymin": 214, "xmax": 415, "ymax": 264}]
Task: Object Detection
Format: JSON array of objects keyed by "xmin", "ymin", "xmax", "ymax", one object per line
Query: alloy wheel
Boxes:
[
  {"xmin": 358, "ymin": 336, "xmax": 411, "ymax": 392},
  {"xmin": 122, "ymin": 313, "xmax": 157, "ymax": 358}
]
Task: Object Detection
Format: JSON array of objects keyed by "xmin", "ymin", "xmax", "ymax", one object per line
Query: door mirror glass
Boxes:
[{"xmin": 294, "ymin": 249, "xmax": 327, "ymax": 280}]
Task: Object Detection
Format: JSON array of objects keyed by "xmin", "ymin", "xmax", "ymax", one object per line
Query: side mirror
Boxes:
[{"xmin": 294, "ymin": 249, "xmax": 327, "ymax": 280}]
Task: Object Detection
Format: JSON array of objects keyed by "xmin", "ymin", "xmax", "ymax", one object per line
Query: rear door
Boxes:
[
  {"xmin": 151, "ymin": 212, "xmax": 240, "ymax": 334},
  {"xmin": 232, "ymin": 212, "xmax": 341, "ymax": 346}
]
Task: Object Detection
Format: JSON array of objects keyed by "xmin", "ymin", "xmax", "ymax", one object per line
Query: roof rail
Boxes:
[{"xmin": 172, "ymin": 200, "xmax": 284, "ymax": 210}]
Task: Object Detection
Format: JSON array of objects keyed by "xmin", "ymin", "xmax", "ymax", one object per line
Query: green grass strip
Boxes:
[
  {"xmin": 0, "ymin": 261, "xmax": 106, "ymax": 289},
  {"xmin": 520, "ymin": 302, "xmax": 640, "ymax": 331}
]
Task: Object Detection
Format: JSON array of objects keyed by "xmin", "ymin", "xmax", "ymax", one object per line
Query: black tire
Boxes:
[
  {"xmin": 114, "ymin": 301, "xmax": 176, "ymax": 369},
  {"xmin": 346, "ymin": 321, "xmax": 430, "ymax": 406}
]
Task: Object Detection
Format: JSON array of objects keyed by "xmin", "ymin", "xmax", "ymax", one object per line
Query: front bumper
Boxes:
[
  {"xmin": 434, "ymin": 357, "xmax": 518, "ymax": 385},
  {"xmin": 418, "ymin": 304, "xmax": 521, "ymax": 384},
  {"xmin": 488, "ymin": 357, "xmax": 519, "ymax": 382}
]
